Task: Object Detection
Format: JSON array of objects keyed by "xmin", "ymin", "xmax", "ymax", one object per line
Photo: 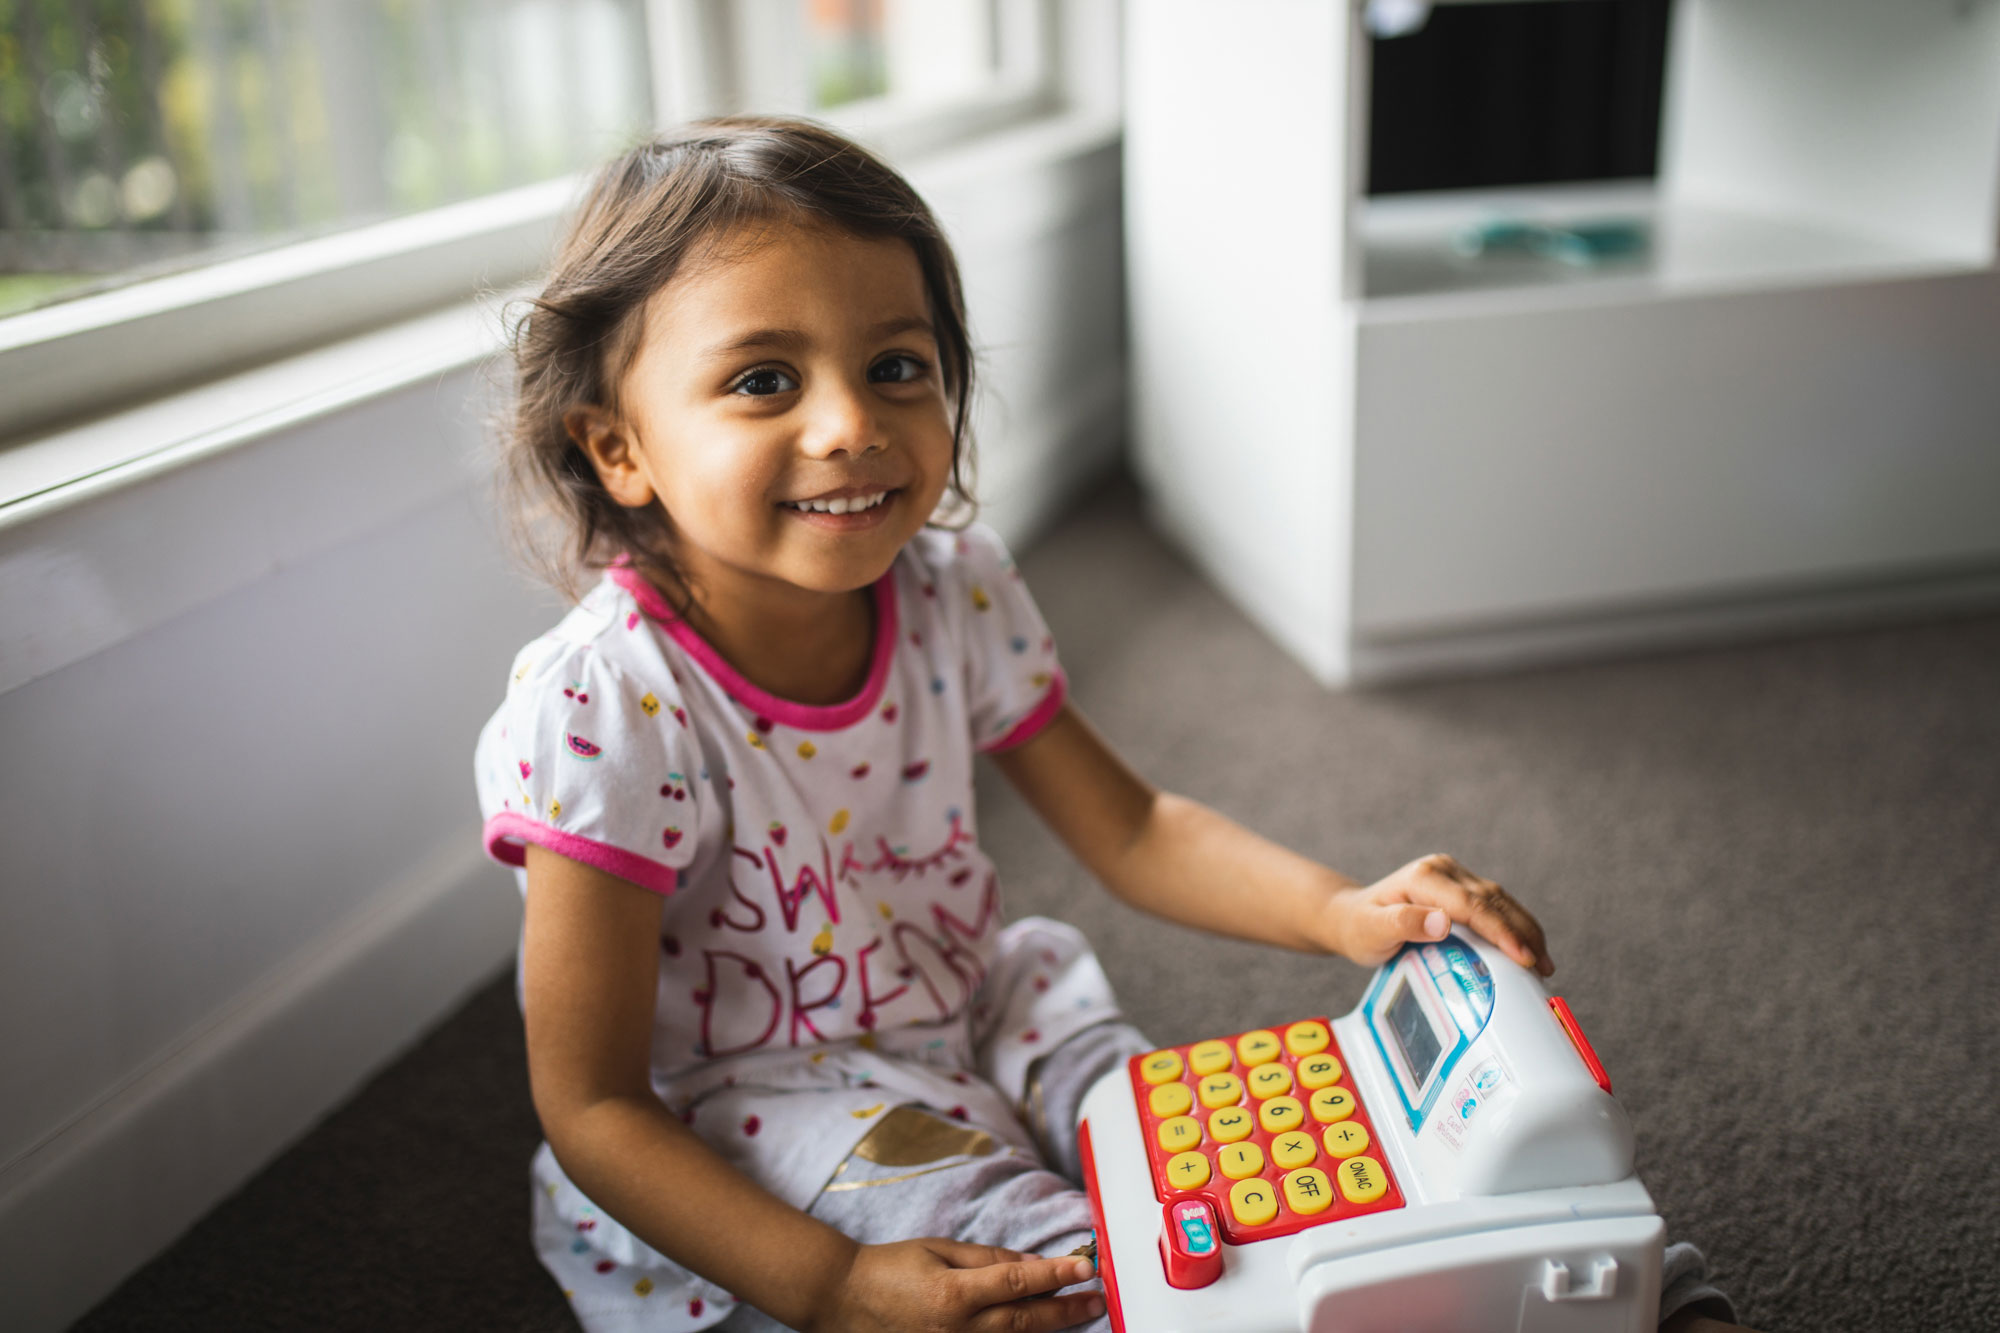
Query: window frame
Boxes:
[
  {"xmin": 0, "ymin": 178, "xmax": 571, "ymax": 446},
  {"xmin": 652, "ymin": 0, "xmax": 1062, "ymax": 158}
]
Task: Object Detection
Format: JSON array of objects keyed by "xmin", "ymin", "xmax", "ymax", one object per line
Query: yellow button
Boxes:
[
  {"xmin": 1156, "ymin": 1115, "xmax": 1203, "ymax": 1153},
  {"xmin": 1208, "ymin": 1106, "xmax": 1255, "ymax": 1144},
  {"xmin": 1149, "ymin": 1082, "xmax": 1193, "ymax": 1118},
  {"xmin": 1336, "ymin": 1155, "xmax": 1388, "ymax": 1204},
  {"xmin": 1258, "ymin": 1095, "xmax": 1305, "ymax": 1134},
  {"xmin": 1297, "ymin": 1053, "xmax": 1344, "ymax": 1090},
  {"xmin": 1284, "ymin": 1021, "xmax": 1330, "ymax": 1057},
  {"xmin": 1139, "ymin": 1050, "xmax": 1186, "ymax": 1084},
  {"xmin": 1237, "ymin": 1030, "xmax": 1282, "ymax": 1067},
  {"xmin": 1217, "ymin": 1141, "xmax": 1266, "ymax": 1180},
  {"xmin": 1198, "ymin": 1073, "xmax": 1244, "ymax": 1109},
  {"xmin": 1310, "ymin": 1086, "xmax": 1357, "ymax": 1123},
  {"xmin": 1270, "ymin": 1130, "xmax": 1318, "ymax": 1170},
  {"xmin": 1188, "ymin": 1039, "xmax": 1234, "ymax": 1076},
  {"xmin": 1229, "ymin": 1177, "xmax": 1279, "ymax": 1227},
  {"xmin": 1165, "ymin": 1150, "xmax": 1212, "ymax": 1190},
  {"xmin": 1247, "ymin": 1063, "xmax": 1295, "ymax": 1099},
  {"xmin": 1283, "ymin": 1167, "xmax": 1335, "ymax": 1216},
  {"xmin": 1323, "ymin": 1121, "xmax": 1371, "ymax": 1159}
]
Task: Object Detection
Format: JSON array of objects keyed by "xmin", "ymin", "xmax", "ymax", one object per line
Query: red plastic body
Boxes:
[
  {"xmin": 1158, "ymin": 1197, "xmax": 1226, "ymax": 1289},
  {"xmin": 1548, "ymin": 996, "xmax": 1613, "ymax": 1095},
  {"xmin": 1076, "ymin": 1120, "xmax": 1127, "ymax": 1333},
  {"xmin": 1126, "ymin": 1018, "xmax": 1405, "ymax": 1247}
]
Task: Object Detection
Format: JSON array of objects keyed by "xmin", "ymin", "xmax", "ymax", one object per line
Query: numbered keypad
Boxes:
[{"xmin": 1128, "ymin": 1018, "xmax": 1403, "ymax": 1245}]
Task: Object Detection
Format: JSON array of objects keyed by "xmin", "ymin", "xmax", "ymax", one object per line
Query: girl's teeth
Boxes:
[{"xmin": 791, "ymin": 492, "xmax": 887, "ymax": 515}]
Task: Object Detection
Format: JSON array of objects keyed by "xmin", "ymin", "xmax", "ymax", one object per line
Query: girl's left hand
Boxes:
[{"xmin": 1330, "ymin": 853, "xmax": 1554, "ymax": 976}]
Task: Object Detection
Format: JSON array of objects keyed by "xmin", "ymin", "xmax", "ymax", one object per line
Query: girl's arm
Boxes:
[
  {"xmin": 520, "ymin": 845, "xmax": 1101, "ymax": 1333},
  {"xmin": 989, "ymin": 704, "xmax": 1554, "ymax": 974}
]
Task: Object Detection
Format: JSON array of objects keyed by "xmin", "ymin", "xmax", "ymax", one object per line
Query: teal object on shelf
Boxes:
[{"xmin": 1452, "ymin": 217, "xmax": 1650, "ymax": 267}]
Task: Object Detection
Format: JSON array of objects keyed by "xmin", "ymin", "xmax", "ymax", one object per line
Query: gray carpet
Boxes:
[{"xmin": 75, "ymin": 477, "xmax": 2000, "ymax": 1332}]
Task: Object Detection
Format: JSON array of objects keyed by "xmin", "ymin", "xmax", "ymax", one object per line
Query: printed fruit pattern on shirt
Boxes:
[{"xmin": 475, "ymin": 525, "xmax": 1069, "ymax": 1075}]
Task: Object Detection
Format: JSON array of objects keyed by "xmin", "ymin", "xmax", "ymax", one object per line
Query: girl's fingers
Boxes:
[
  {"xmin": 930, "ymin": 1240, "xmax": 1030, "ymax": 1270},
  {"xmin": 954, "ymin": 1253, "xmax": 1095, "ymax": 1307},
  {"xmin": 1402, "ymin": 856, "xmax": 1555, "ymax": 975},
  {"xmin": 969, "ymin": 1290, "xmax": 1108, "ymax": 1332},
  {"xmin": 1381, "ymin": 902, "xmax": 1449, "ymax": 948}
]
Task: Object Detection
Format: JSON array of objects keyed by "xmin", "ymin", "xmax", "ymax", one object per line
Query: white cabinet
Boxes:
[{"xmin": 1126, "ymin": 0, "xmax": 2000, "ymax": 683}]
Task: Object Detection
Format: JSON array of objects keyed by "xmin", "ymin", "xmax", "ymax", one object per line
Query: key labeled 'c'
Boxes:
[{"xmin": 1229, "ymin": 1177, "xmax": 1279, "ymax": 1226}]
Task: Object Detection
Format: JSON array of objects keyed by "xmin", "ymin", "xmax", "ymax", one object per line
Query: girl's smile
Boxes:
[{"xmin": 779, "ymin": 486, "xmax": 898, "ymax": 526}]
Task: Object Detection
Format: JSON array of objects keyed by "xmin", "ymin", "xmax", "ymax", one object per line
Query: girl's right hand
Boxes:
[{"xmin": 810, "ymin": 1239, "xmax": 1105, "ymax": 1332}]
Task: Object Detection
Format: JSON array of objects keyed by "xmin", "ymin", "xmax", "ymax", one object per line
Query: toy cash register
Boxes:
[{"xmin": 1076, "ymin": 930, "xmax": 1663, "ymax": 1332}]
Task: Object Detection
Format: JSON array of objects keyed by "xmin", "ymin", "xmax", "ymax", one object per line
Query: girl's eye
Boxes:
[
  {"xmin": 732, "ymin": 368, "xmax": 798, "ymax": 396},
  {"xmin": 869, "ymin": 354, "xmax": 928, "ymax": 385}
]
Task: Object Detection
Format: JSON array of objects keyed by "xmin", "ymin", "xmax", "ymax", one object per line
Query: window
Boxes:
[
  {"xmin": 659, "ymin": 0, "xmax": 1055, "ymax": 161},
  {"xmin": 0, "ymin": 0, "xmax": 654, "ymax": 319},
  {"xmin": 1, "ymin": 0, "xmax": 1061, "ymax": 446}
]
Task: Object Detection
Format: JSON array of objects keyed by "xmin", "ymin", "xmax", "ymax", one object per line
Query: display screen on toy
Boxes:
[{"xmin": 1076, "ymin": 929, "xmax": 1665, "ymax": 1333}]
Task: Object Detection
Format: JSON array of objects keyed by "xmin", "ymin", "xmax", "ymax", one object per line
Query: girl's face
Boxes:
[{"xmin": 584, "ymin": 220, "xmax": 956, "ymax": 610}]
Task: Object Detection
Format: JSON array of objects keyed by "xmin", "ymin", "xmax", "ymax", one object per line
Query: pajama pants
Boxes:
[
  {"xmin": 713, "ymin": 1021, "xmax": 1735, "ymax": 1333},
  {"xmin": 713, "ymin": 1019, "xmax": 1142, "ymax": 1332}
]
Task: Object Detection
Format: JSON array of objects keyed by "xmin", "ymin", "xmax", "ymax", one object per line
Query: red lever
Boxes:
[
  {"xmin": 1548, "ymin": 996, "xmax": 1612, "ymax": 1095},
  {"xmin": 1159, "ymin": 1198, "xmax": 1225, "ymax": 1289}
]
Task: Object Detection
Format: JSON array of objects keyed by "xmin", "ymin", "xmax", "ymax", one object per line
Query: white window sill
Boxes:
[
  {"xmin": 0, "ymin": 178, "xmax": 575, "ymax": 447},
  {"xmin": 0, "ymin": 300, "xmax": 507, "ymax": 525}
]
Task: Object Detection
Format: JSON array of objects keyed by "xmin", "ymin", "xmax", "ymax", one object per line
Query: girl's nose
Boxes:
[{"xmin": 800, "ymin": 381, "xmax": 887, "ymax": 459}]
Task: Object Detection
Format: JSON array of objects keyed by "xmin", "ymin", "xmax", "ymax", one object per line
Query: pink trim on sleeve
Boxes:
[
  {"xmin": 483, "ymin": 812, "xmax": 683, "ymax": 896},
  {"xmin": 608, "ymin": 566, "xmax": 898, "ymax": 732},
  {"xmin": 981, "ymin": 669, "xmax": 1069, "ymax": 753}
]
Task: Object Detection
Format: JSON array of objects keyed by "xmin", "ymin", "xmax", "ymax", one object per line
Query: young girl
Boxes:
[{"xmin": 473, "ymin": 117, "xmax": 1719, "ymax": 1333}]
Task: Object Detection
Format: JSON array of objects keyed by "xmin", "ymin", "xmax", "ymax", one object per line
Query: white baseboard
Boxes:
[
  {"xmin": 1347, "ymin": 561, "xmax": 2000, "ymax": 685},
  {"xmin": 1139, "ymin": 486, "xmax": 2000, "ymax": 687},
  {"xmin": 0, "ymin": 839, "xmax": 522, "ymax": 1333}
]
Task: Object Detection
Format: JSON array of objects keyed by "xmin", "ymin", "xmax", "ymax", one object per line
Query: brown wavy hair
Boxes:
[{"xmin": 499, "ymin": 116, "xmax": 978, "ymax": 604}]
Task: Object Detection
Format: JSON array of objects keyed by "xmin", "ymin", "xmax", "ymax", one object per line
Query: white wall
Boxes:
[{"xmin": 0, "ymin": 116, "xmax": 1124, "ymax": 1332}]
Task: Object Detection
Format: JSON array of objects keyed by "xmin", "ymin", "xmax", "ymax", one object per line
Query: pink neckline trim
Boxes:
[{"xmin": 608, "ymin": 566, "xmax": 899, "ymax": 732}]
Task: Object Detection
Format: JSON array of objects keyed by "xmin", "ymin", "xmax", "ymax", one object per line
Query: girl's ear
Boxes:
[{"xmin": 564, "ymin": 406, "xmax": 655, "ymax": 509}]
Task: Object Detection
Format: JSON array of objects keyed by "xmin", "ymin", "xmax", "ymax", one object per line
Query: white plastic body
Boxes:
[{"xmin": 1078, "ymin": 930, "xmax": 1663, "ymax": 1332}]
